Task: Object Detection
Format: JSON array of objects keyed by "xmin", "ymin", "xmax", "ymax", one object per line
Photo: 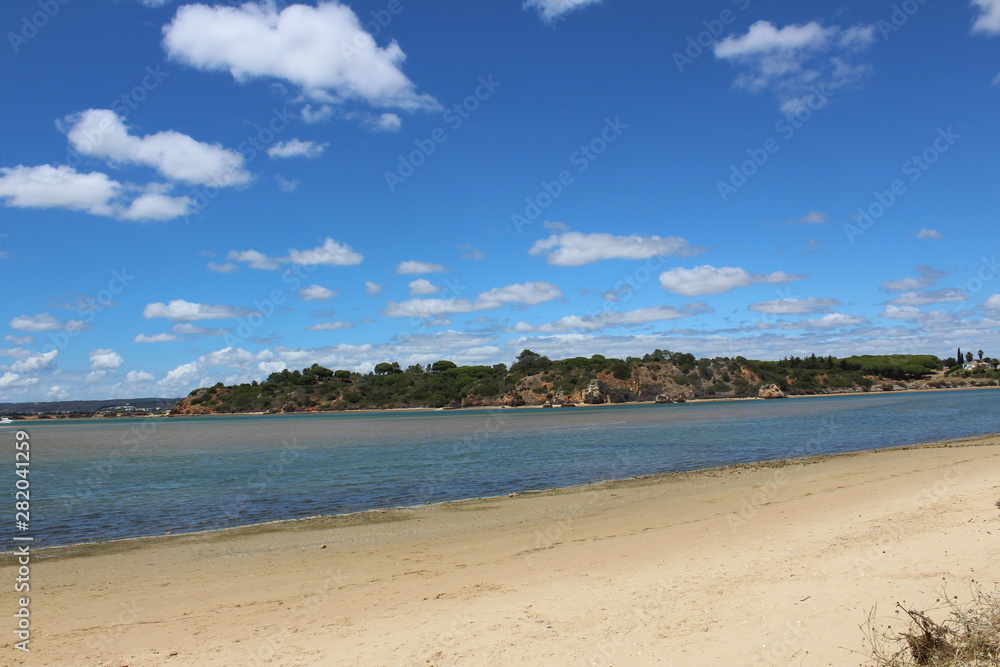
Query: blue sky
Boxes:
[{"xmin": 1, "ymin": 0, "xmax": 999, "ymax": 401}]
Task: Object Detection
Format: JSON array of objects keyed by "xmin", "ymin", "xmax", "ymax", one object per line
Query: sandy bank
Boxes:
[{"xmin": 4, "ymin": 436, "xmax": 1000, "ymax": 665}]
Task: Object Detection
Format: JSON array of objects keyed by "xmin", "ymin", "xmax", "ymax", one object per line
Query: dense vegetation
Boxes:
[{"xmin": 172, "ymin": 349, "xmax": 998, "ymax": 415}]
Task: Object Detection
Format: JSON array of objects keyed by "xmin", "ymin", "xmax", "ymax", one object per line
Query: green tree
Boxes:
[
  {"xmin": 374, "ymin": 362, "xmax": 394, "ymax": 375},
  {"xmin": 978, "ymin": 350, "xmax": 984, "ymax": 361},
  {"xmin": 431, "ymin": 360, "xmax": 457, "ymax": 372},
  {"xmin": 966, "ymin": 351, "xmax": 974, "ymax": 363}
]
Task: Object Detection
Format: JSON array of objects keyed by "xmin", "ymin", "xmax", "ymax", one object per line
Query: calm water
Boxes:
[{"xmin": 4, "ymin": 389, "xmax": 999, "ymax": 548}]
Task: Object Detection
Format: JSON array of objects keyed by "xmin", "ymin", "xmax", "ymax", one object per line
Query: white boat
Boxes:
[{"xmin": 0, "ymin": 417, "xmax": 14, "ymax": 425}]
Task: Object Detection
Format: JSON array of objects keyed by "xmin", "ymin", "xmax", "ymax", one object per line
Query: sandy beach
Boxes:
[{"xmin": 4, "ymin": 435, "xmax": 1000, "ymax": 666}]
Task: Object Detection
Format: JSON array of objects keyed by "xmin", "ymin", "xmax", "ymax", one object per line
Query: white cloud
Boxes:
[
  {"xmin": 207, "ymin": 262, "xmax": 239, "ymax": 273},
  {"xmin": 225, "ymin": 249, "xmax": 281, "ymax": 270},
  {"xmin": 660, "ymin": 265, "xmax": 805, "ymax": 297},
  {"xmin": 383, "ymin": 298, "xmax": 478, "ymax": 318},
  {"xmin": 126, "ymin": 370, "xmax": 155, "ymax": 383},
  {"xmin": 9, "ymin": 313, "xmax": 86, "ymax": 332},
  {"xmin": 385, "ymin": 281, "xmax": 562, "ymax": 318},
  {"xmin": 267, "ymin": 139, "xmax": 328, "ymax": 159},
  {"xmin": 880, "ymin": 265, "xmax": 946, "ymax": 292},
  {"xmin": 3, "ymin": 335, "xmax": 33, "ymax": 345},
  {"xmin": 984, "ymin": 293, "xmax": 1000, "ymax": 309},
  {"xmin": 0, "ymin": 164, "xmax": 119, "ymax": 217},
  {"xmin": 119, "ymin": 192, "xmax": 195, "ymax": 221},
  {"xmin": 889, "ymin": 289, "xmax": 967, "ymax": 306},
  {"xmin": 143, "ymin": 299, "xmax": 259, "ymax": 321},
  {"xmin": 370, "ymin": 113, "xmax": 402, "ymax": 132},
  {"xmin": 880, "ymin": 305, "xmax": 929, "ymax": 320},
  {"xmin": 524, "ymin": 0, "xmax": 601, "ymax": 23},
  {"xmin": 408, "ymin": 279, "xmax": 440, "ymax": 296},
  {"xmin": 972, "ymin": 0, "xmax": 1000, "ymax": 34},
  {"xmin": 300, "ymin": 284, "xmax": 337, "ymax": 301},
  {"xmin": 916, "ymin": 227, "xmax": 943, "ymax": 239},
  {"xmin": 275, "ymin": 175, "xmax": 299, "ymax": 192},
  {"xmin": 288, "ymin": 238, "xmax": 363, "ymax": 266},
  {"xmin": 714, "ymin": 20, "xmax": 876, "ymax": 112},
  {"xmin": 513, "ymin": 304, "xmax": 698, "ymax": 333},
  {"xmin": 748, "ymin": 297, "xmax": 840, "ymax": 315},
  {"xmin": 170, "ymin": 323, "xmax": 229, "ymax": 336},
  {"xmin": 63, "ymin": 109, "xmax": 250, "ymax": 186},
  {"xmin": 162, "ymin": 2, "xmax": 438, "ymax": 110},
  {"xmin": 365, "ymin": 281, "xmax": 383, "ymax": 296},
  {"xmin": 133, "ymin": 333, "xmax": 179, "ymax": 343},
  {"xmin": 795, "ymin": 313, "xmax": 867, "ymax": 329},
  {"xmin": 89, "ymin": 348, "xmax": 124, "ymax": 370},
  {"xmin": 476, "ymin": 281, "xmax": 563, "ymax": 307},
  {"xmin": 457, "ymin": 243, "xmax": 486, "ymax": 260},
  {"xmin": 530, "ymin": 232, "xmax": 701, "ymax": 266},
  {"xmin": 305, "ymin": 321, "xmax": 355, "ymax": 331},
  {"xmin": 10, "ymin": 349, "xmax": 58, "ymax": 373},
  {"xmin": 0, "ymin": 372, "xmax": 38, "ymax": 390},
  {"xmin": 396, "ymin": 260, "xmax": 447, "ymax": 274}
]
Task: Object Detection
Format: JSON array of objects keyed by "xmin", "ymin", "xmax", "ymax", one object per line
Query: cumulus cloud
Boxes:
[
  {"xmin": 794, "ymin": 312, "xmax": 867, "ymax": 330},
  {"xmin": 63, "ymin": 109, "xmax": 250, "ymax": 186},
  {"xmin": 513, "ymin": 304, "xmax": 700, "ymax": 333},
  {"xmin": 288, "ymin": 238, "xmax": 363, "ymax": 266},
  {"xmin": 224, "ymin": 238, "xmax": 363, "ymax": 270},
  {"xmin": 9, "ymin": 313, "xmax": 86, "ymax": 332},
  {"xmin": 396, "ymin": 260, "xmax": 447, "ymax": 275},
  {"xmin": 660, "ymin": 265, "xmax": 805, "ymax": 297},
  {"xmin": 972, "ymin": 0, "xmax": 1000, "ymax": 34},
  {"xmin": 0, "ymin": 372, "xmax": 38, "ymax": 390},
  {"xmin": 126, "ymin": 370, "xmax": 155, "ymax": 383},
  {"xmin": 984, "ymin": 293, "xmax": 1000, "ymax": 309},
  {"xmin": 408, "ymin": 279, "xmax": 440, "ymax": 296},
  {"xmin": 364, "ymin": 281, "xmax": 383, "ymax": 296},
  {"xmin": 530, "ymin": 232, "xmax": 701, "ymax": 266},
  {"xmin": 457, "ymin": 243, "xmax": 486, "ymax": 260},
  {"xmin": 89, "ymin": 348, "xmax": 124, "ymax": 370},
  {"xmin": 133, "ymin": 333, "xmax": 179, "ymax": 343},
  {"xmin": 880, "ymin": 265, "xmax": 946, "ymax": 293},
  {"xmin": 267, "ymin": 139, "xmax": 328, "ymax": 159},
  {"xmin": 384, "ymin": 281, "xmax": 562, "ymax": 318},
  {"xmin": 162, "ymin": 2, "xmax": 438, "ymax": 110},
  {"xmin": 143, "ymin": 299, "xmax": 259, "ymax": 321},
  {"xmin": 524, "ymin": 0, "xmax": 601, "ymax": 23},
  {"xmin": 748, "ymin": 297, "xmax": 840, "ymax": 315},
  {"xmin": 299, "ymin": 284, "xmax": 337, "ymax": 302},
  {"xmin": 880, "ymin": 304, "xmax": 930, "ymax": 320},
  {"xmin": 9, "ymin": 349, "xmax": 58, "ymax": 373},
  {"xmin": 714, "ymin": 20, "xmax": 876, "ymax": 112},
  {"xmin": 0, "ymin": 164, "xmax": 194, "ymax": 222},
  {"xmin": 889, "ymin": 288, "xmax": 967, "ymax": 306},
  {"xmin": 305, "ymin": 321, "xmax": 355, "ymax": 331},
  {"xmin": 916, "ymin": 227, "xmax": 943, "ymax": 239}
]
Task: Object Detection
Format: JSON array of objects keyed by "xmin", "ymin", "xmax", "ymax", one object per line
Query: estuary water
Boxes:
[{"xmin": 6, "ymin": 388, "xmax": 1000, "ymax": 548}]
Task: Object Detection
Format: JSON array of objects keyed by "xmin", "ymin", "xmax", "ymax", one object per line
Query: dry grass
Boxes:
[{"xmin": 861, "ymin": 581, "xmax": 1000, "ymax": 666}]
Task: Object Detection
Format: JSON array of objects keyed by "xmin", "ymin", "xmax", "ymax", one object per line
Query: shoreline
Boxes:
[
  {"xmin": 8, "ymin": 383, "xmax": 999, "ymax": 423},
  {"xmin": 19, "ymin": 432, "xmax": 1000, "ymax": 558},
  {"xmin": 6, "ymin": 433, "xmax": 1000, "ymax": 665}
]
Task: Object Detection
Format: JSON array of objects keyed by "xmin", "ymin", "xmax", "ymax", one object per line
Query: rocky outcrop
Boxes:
[
  {"xmin": 581, "ymin": 379, "xmax": 604, "ymax": 404},
  {"xmin": 758, "ymin": 384, "xmax": 786, "ymax": 399}
]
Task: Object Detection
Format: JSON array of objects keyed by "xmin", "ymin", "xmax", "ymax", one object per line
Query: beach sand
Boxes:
[{"xmin": 4, "ymin": 435, "xmax": 1000, "ymax": 666}]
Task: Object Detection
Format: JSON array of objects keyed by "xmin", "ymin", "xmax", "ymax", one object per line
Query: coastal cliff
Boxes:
[{"xmin": 169, "ymin": 351, "xmax": 995, "ymax": 415}]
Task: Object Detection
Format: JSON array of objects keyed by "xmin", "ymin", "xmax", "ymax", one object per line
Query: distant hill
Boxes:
[
  {"xmin": 0, "ymin": 397, "xmax": 180, "ymax": 415},
  {"xmin": 169, "ymin": 350, "xmax": 994, "ymax": 415}
]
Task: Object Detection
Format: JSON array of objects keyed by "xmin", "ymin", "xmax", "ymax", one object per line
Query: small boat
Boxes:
[{"xmin": 0, "ymin": 416, "xmax": 14, "ymax": 425}]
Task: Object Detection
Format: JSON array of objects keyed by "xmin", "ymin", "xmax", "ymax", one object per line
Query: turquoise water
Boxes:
[{"xmin": 5, "ymin": 389, "xmax": 999, "ymax": 548}]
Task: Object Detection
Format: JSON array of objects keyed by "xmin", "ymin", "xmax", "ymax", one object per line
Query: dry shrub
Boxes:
[{"xmin": 861, "ymin": 581, "xmax": 1000, "ymax": 666}]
